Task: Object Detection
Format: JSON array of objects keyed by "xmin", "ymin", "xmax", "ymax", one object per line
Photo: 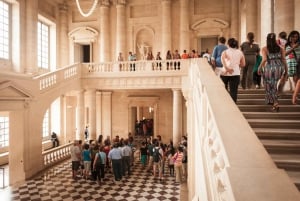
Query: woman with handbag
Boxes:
[{"xmin": 259, "ymin": 33, "xmax": 288, "ymax": 112}]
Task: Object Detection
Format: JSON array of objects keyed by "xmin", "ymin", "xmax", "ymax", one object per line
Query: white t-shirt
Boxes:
[
  {"xmin": 221, "ymin": 48, "xmax": 244, "ymax": 76},
  {"xmin": 70, "ymin": 145, "xmax": 81, "ymax": 161}
]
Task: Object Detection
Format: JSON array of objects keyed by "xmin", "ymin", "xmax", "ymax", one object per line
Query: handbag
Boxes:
[{"xmin": 277, "ymin": 77, "xmax": 295, "ymax": 93}]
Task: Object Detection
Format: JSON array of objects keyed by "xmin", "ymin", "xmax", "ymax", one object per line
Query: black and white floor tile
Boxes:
[{"xmin": 0, "ymin": 157, "xmax": 181, "ymax": 201}]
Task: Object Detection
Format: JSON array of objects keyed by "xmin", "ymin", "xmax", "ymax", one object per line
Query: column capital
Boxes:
[
  {"xmin": 58, "ymin": 1, "xmax": 68, "ymax": 12},
  {"xmin": 100, "ymin": 0, "xmax": 110, "ymax": 7},
  {"xmin": 115, "ymin": 0, "xmax": 126, "ymax": 5}
]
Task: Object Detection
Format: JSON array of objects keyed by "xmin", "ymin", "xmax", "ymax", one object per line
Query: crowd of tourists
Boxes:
[
  {"xmin": 70, "ymin": 134, "xmax": 188, "ymax": 185},
  {"xmin": 210, "ymin": 30, "xmax": 300, "ymax": 111}
]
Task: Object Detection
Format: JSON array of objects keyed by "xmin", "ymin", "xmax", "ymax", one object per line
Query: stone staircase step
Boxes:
[
  {"xmin": 247, "ymin": 119, "xmax": 300, "ymax": 129},
  {"xmin": 261, "ymin": 139, "xmax": 300, "ymax": 154},
  {"xmin": 238, "ymin": 93, "xmax": 293, "ymax": 99},
  {"xmin": 253, "ymin": 128, "xmax": 300, "ymax": 140},
  {"xmin": 237, "ymin": 89, "xmax": 265, "ymax": 94},
  {"xmin": 239, "ymin": 88, "xmax": 300, "ymax": 191},
  {"xmin": 243, "ymin": 112, "xmax": 300, "ymax": 120},
  {"xmin": 286, "ymin": 171, "xmax": 300, "ymax": 190},
  {"xmin": 271, "ymin": 154, "xmax": 300, "ymax": 171},
  {"xmin": 238, "ymin": 105, "xmax": 300, "ymax": 112},
  {"xmin": 237, "ymin": 98, "xmax": 294, "ymax": 105}
]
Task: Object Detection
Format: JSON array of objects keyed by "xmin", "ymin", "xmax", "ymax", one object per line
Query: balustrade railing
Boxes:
[
  {"xmin": 42, "ymin": 142, "xmax": 72, "ymax": 168},
  {"xmin": 188, "ymin": 59, "xmax": 300, "ymax": 201},
  {"xmin": 34, "ymin": 63, "xmax": 80, "ymax": 91},
  {"xmin": 82, "ymin": 59, "xmax": 190, "ymax": 74}
]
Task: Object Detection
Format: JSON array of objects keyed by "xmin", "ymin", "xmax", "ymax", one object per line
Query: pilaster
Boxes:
[
  {"xmin": 230, "ymin": 0, "xmax": 239, "ymax": 40},
  {"xmin": 179, "ymin": 0, "xmax": 189, "ymax": 52},
  {"xmin": 85, "ymin": 89, "xmax": 97, "ymax": 140},
  {"xmin": 23, "ymin": 0, "xmax": 38, "ymax": 74},
  {"xmin": 116, "ymin": 1, "xmax": 126, "ymax": 60},
  {"xmin": 102, "ymin": 91, "xmax": 112, "ymax": 140},
  {"xmin": 76, "ymin": 90, "xmax": 85, "ymax": 140},
  {"xmin": 172, "ymin": 89, "xmax": 183, "ymax": 146},
  {"xmin": 99, "ymin": 1, "xmax": 110, "ymax": 62},
  {"xmin": 161, "ymin": 0, "xmax": 172, "ymax": 57},
  {"xmin": 96, "ymin": 91, "xmax": 102, "ymax": 138},
  {"xmin": 260, "ymin": 0, "xmax": 272, "ymax": 47},
  {"xmin": 58, "ymin": 2, "xmax": 69, "ymax": 67}
]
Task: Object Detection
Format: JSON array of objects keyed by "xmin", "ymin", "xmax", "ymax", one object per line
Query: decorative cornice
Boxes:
[
  {"xmin": 100, "ymin": 0, "xmax": 110, "ymax": 7},
  {"xmin": 58, "ymin": 1, "xmax": 68, "ymax": 12}
]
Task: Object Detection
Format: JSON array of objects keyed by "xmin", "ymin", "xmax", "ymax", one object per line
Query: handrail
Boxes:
[
  {"xmin": 42, "ymin": 142, "xmax": 73, "ymax": 168},
  {"xmin": 33, "ymin": 63, "xmax": 81, "ymax": 92},
  {"xmin": 188, "ymin": 59, "xmax": 300, "ymax": 201}
]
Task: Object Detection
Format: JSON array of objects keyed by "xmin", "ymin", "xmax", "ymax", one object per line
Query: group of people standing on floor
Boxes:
[
  {"xmin": 210, "ymin": 30, "xmax": 300, "ymax": 112},
  {"xmin": 140, "ymin": 135, "xmax": 188, "ymax": 184},
  {"xmin": 116, "ymin": 48, "xmax": 202, "ymax": 71},
  {"xmin": 70, "ymin": 133, "xmax": 188, "ymax": 185},
  {"xmin": 70, "ymin": 135, "xmax": 135, "ymax": 185}
]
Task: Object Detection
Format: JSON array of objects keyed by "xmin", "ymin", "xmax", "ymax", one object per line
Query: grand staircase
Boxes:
[{"xmin": 237, "ymin": 89, "xmax": 300, "ymax": 190}]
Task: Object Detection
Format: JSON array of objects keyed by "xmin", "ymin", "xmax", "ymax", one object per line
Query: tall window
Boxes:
[
  {"xmin": 0, "ymin": 116, "xmax": 9, "ymax": 148},
  {"xmin": 0, "ymin": 0, "xmax": 9, "ymax": 59},
  {"xmin": 37, "ymin": 21, "xmax": 49, "ymax": 69},
  {"xmin": 42, "ymin": 109, "xmax": 49, "ymax": 138}
]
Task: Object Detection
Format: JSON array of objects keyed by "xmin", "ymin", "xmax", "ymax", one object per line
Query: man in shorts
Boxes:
[{"xmin": 70, "ymin": 140, "xmax": 81, "ymax": 179}]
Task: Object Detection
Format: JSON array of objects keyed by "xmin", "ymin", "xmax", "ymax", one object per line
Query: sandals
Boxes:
[
  {"xmin": 271, "ymin": 103, "xmax": 280, "ymax": 112},
  {"xmin": 292, "ymin": 96, "xmax": 298, "ymax": 105}
]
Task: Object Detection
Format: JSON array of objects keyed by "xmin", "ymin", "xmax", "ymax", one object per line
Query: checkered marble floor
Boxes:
[{"xmin": 0, "ymin": 157, "xmax": 181, "ymax": 201}]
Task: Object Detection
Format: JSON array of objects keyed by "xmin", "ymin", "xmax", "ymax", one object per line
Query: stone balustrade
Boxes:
[{"xmin": 42, "ymin": 142, "xmax": 73, "ymax": 169}]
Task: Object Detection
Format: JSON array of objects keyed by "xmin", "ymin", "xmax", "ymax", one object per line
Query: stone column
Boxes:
[
  {"xmin": 99, "ymin": 0, "xmax": 110, "ymax": 62},
  {"xmin": 22, "ymin": 0, "xmax": 38, "ymax": 74},
  {"xmin": 96, "ymin": 91, "xmax": 102, "ymax": 138},
  {"xmin": 76, "ymin": 90, "xmax": 85, "ymax": 140},
  {"xmin": 116, "ymin": 1, "xmax": 126, "ymax": 60},
  {"xmin": 102, "ymin": 92, "xmax": 112, "ymax": 140},
  {"xmin": 85, "ymin": 89, "xmax": 97, "ymax": 140},
  {"xmin": 295, "ymin": 0, "xmax": 300, "ymax": 29},
  {"xmin": 230, "ymin": 0, "xmax": 239, "ymax": 39},
  {"xmin": 60, "ymin": 95, "xmax": 66, "ymax": 143},
  {"xmin": 161, "ymin": 0, "xmax": 172, "ymax": 57},
  {"xmin": 260, "ymin": 0, "xmax": 272, "ymax": 47},
  {"xmin": 179, "ymin": 0, "xmax": 189, "ymax": 52},
  {"xmin": 9, "ymin": 110, "xmax": 26, "ymax": 185},
  {"xmin": 245, "ymin": 0, "xmax": 258, "ymax": 36},
  {"xmin": 58, "ymin": 2, "xmax": 69, "ymax": 67},
  {"xmin": 172, "ymin": 89, "xmax": 183, "ymax": 146},
  {"xmin": 274, "ymin": 0, "xmax": 294, "ymax": 33}
]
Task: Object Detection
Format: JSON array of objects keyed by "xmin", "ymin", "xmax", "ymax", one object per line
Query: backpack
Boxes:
[
  {"xmin": 95, "ymin": 152, "xmax": 102, "ymax": 167},
  {"xmin": 152, "ymin": 147, "xmax": 161, "ymax": 163}
]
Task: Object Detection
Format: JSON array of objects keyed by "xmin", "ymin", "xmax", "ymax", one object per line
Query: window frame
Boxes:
[
  {"xmin": 37, "ymin": 20, "xmax": 50, "ymax": 69},
  {"xmin": 0, "ymin": 0, "xmax": 11, "ymax": 61},
  {"xmin": 0, "ymin": 115, "xmax": 9, "ymax": 150}
]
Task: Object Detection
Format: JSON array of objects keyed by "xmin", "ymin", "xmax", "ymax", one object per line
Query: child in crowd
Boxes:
[
  {"xmin": 277, "ymin": 31, "xmax": 287, "ymax": 48},
  {"xmin": 167, "ymin": 148, "xmax": 175, "ymax": 176},
  {"xmin": 253, "ymin": 49, "xmax": 263, "ymax": 89},
  {"xmin": 140, "ymin": 141, "xmax": 148, "ymax": 167}
]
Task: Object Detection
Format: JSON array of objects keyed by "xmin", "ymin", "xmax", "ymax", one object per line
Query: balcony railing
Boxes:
[{"xmin": 42, "ymin": 142, "xmax": 72, "ymax": 169}]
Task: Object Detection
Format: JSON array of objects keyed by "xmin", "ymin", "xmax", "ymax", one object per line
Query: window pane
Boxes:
[
  {"xmin": 0, "ymin": 0, "xmax": 9, "ymax": 59},
  {"xmin": 0, "ymin": 116, "xmax": 9, "ymax": 148},
  {"xmin": 37, "ymin": 21, "xmax": 49, "ymax": 69},
  {"xmin": 42, "ymin": 110, "xmax": 49, "ymax": 138}
]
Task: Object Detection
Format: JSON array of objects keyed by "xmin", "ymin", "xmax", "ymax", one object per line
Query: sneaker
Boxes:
[{"xmin": 255, "ymin": 85, "xmax": 259, "ymax": 89}]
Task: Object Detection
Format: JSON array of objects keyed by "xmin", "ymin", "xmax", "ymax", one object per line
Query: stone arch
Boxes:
[
  {"xmin": 68, "ymin": 27, "xmax": 99, "ymax": 63},
  {"xmin": 134, "ymin": 26, "xmax": 155, "ymax": 60},
  {"xmin": 191, "ymin": 17, "xmax": 229, "ymax": 37},
  {"xmin": 191, "ymin": 18, "xmax": 230, "ymax": 55},
  {"xmin": 68, "ymin": 26, "xmax": 99, "ymax": 44}
]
